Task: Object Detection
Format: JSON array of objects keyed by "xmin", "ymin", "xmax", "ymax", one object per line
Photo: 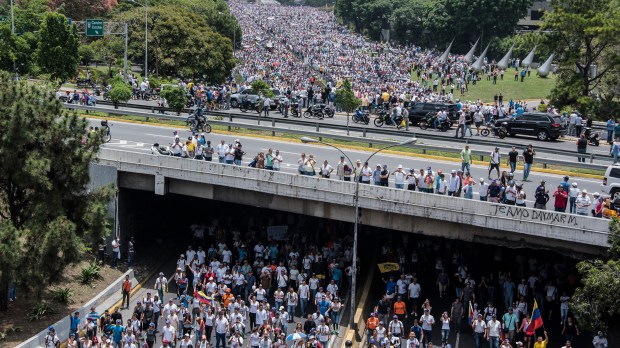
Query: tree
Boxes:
[
  {"xmin": 49, "ymin": 0, "xmax": 118, "ymax": 21},
  {"xmin": 543, "ymin": 0, "xmax": 620, "ymax": 115},
  {"xmin": 160, "ymin": 86, "xmax": 186, "ymax": 115},
  {"xmin": 0, "ymin": 73, "xmax": 113, "ymax": 310},
  {"xmin": 115, "ymin": 6, "xmax": 234, "ymax": 82},
  {"xmin": 570, "ymin": 218, "xmax": 620, "ymax": 332},
  {"xmin": 251, "ymin": 79, "xmax": 274, "ymax": 98},
  {"xmin": 36, "ymin": 12, "xmax": 80, "ymax": 83},
  {"xmin": 336, "ymin": 79, "xmax": 360, "ymax": 116}
]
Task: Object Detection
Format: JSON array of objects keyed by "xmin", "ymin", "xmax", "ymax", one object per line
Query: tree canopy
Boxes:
[
  {"xmin": 49, "ymin": 0, "xmax": 118, "ymax": 21},
  {"xmin": 113, "ymin": 6, "xmax": 235, "ymax": 82},
  {"xmin": 335, "ymin": 0, "xmax": 533, "ymax": 51},
  {"xmin": 0, "ymin": 73, "xmax": 113, "ymax": 310},
  {"xmin": 571, "ymin": 218, "xmax": 620, "ymax": 332},
  {"xmin": 36, "ymin": 12, "xmax": 80, "ymax": 82},
  {"xmin": 542, "ymin": 0, "xmax": 620, "ymax": 117}
]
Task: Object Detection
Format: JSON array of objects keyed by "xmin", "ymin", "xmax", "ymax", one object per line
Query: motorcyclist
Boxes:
[
  {"xmin": 437, "ymin": 109, "xmax": 448, "ymax": 129},
  {"xmin": 391, "ymin": 104, "xmax": 402, "ymax": 126},
  {"xmin": 193, "ymin": 105, "xmax": 204, "ymax": 133}
]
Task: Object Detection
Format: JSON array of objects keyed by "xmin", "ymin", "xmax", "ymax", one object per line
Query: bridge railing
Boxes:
[{"xmin": 97, "ymin": 148, "xmax": 610, "ymax": 248}]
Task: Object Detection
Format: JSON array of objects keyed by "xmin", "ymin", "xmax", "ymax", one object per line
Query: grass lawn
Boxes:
[
  {"xmin": 458, "ymin": 73, "xmax": 556, "ymax": 102},
  {"xmin": 414, "ymin": 72, "xmax": 556, "ymax": 103}
]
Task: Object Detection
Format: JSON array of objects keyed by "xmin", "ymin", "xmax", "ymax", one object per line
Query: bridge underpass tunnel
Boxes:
[
  {"xmin": 362, "ymin": 227, "xmax": 596, "ymax": 348},
  {"xmin": 117, "ymin": 188, "xmax": 375, "ymax": 327}
]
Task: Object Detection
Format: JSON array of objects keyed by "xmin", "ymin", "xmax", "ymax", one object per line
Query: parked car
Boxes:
[
  {"xmin": 601, "ymin": 164, "xmax": 620, "ymax": 200},
  {"xmin": 407, "ymin": 102, "xmax": 458, "ymax": 125},
  {"xmin": 494, "ymin": 112, "xmax": 566, "ymax": 141},
  {"xmin": 230, "ymin": 88, "xmax": 281, "ymax": 109}
]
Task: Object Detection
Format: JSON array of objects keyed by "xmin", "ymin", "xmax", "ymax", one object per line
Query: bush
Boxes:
[
  {"xmin": 160, "ymin": 86, "xmax": 187, "ymax": 114},
  {"xmin": 109, "ymin": 83, "xmax": 132, "ymax": 107},
  {"xmin": 52, "ymin": 287, "xmax": 73, "ymax": 304},
  {"xmin": 537, "ymin": 103, "xmax": 547, "ymax": 112},
  {"xmin": 80, "ymin": 262, "xmax": 102, "ymax": 285},
  {"xmin": 28, "ymin": 302, "xmax": 55, "ymax": 322},
  {"xmin": 251, "ymin": 79, "xmax": 274, "ymax": 98}
]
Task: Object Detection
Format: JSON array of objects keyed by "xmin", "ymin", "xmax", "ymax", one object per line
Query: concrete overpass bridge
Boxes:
[{"xmin": 93, "ymin": 148, "xmax": 610, "ymax": 257}]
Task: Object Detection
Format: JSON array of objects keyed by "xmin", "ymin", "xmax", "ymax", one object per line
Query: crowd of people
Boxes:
[
  {"xmin": 365, "ymin": 235, "xmax": 610, "ymax": 348},
  {"xmin": 158, "ymin": 130, "xmax": 605, "ymax": 218},
  {"xmin": 52, "ymin": 217, "xmax": 354, "ymax": 348},
  {"xmin": 228, "ymin": 0, "xmax": 539, "ymax": 111}
]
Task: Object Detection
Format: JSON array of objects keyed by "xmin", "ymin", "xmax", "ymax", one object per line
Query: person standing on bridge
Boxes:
[
  {"xmin": 553, "ymin": 185, "xmax": 568, "ymax": 212},
  {"xmin": 460, "ymin": 145, "xmax": 472, "ymax": 174},
  {"xmin": 523, "ymin": 144, "xmax": 536, "ymax": 181},
  {"xmin": 534, "ymin": 181, "xmax": 550, "ymax": 210},
  {"xmin": 488, "ymin": 147, "xmax": 501, "ymax": 180}
]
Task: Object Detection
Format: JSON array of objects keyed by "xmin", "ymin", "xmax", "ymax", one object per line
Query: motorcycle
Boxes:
[
  {"xmin": 239, "ymin": 98, "xmax": 263, "ymax": 114},
  {"xmin": 374, "ymin": 110, "xmax": 404, "ymax": 129},
  {"xmin": 102, "ymin": 86, "xmax": 111, "ymax": 101},
  {"xmin": 418, "ymin": 112, "xmax": 450, "ymax": 132},
  {"xmin": 151, "ymin": 143, "xmax": 173, "ymax": 156},
  {"xmin": 290, "ymin": 99, "xmax": 301, "ymax": 118},
  {"xmin": 100, "ymin": 120, "xmax": 111, "ymax": 143},
  {"xmin": 583, "ymin": 127, "xmax": 600, "ymax": 146},
  {"xmin": 186, "ymin": 115, "xmax": 212, "ymax": 133},
  {"xmin": 303, "ymin": 104, "xmax": 326, "ymax": 119},
  {"xmin": 351, "ymin": 109, "xmax": 370, "ymax": 125},
  {"xmin": 480, "ymin": 121, "xmax": 507, "ymax": 139}
]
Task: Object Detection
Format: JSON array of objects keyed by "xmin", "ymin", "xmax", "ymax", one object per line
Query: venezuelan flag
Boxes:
[
  {"xmin": 526, "ymin": 299, "xmax": 543, "ymax": 335},
  {"xmin": 194, "ymin": 290, "xmax": 212, "ymax": 305},
  {"xmin": 468, "ymin": 302, "xmax": 475, "ymax": 329}
]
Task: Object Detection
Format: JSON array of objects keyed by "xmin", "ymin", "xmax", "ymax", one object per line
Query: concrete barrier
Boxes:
[
  {"xmin": 16, "ymin": 269, "xmax": 134, "ymax": 348},
  {"xmin": 342, "ymin": 254, "xmax": 378, "ymax": 348}
]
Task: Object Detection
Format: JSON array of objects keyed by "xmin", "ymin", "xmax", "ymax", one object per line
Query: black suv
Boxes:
[
  {"xmin": 494, "ymin": 112, "xmax": 566, "ymax": 141},
  {"xmin": 407, "ymin": 102, "xmax": 458, "ymax": 124}
]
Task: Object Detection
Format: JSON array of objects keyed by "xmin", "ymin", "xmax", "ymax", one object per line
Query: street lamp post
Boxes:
[
  {"xmin": 128, "ymin": 0, "xmax": 148, "ymax": 79},
  {"xmin": 300, "ymin": 136, "xmax": 417, "ymax": 329}
]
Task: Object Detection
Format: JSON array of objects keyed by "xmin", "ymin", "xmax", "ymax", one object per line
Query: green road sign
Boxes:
[
  {"xmin": 86, "ymin": 19, "xmax": 104, "ymax": 37},
  {"xmin": 0, "ymin": 16, "xmax": 8, "ymax": 22}
]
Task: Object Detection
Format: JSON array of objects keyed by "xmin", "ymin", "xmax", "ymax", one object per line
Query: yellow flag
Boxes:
[{"xmin": 377, "ymin": 262, "xmax": 400, "ymax": 273}]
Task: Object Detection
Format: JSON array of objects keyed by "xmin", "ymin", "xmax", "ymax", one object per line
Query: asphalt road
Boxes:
[
  {"xmin": 87, "ymin": 99, "xmax": 616, "ymax": 166},
  {"xmin": 96, "ymin": 119, "xmax": 606, "ymax": 201}
]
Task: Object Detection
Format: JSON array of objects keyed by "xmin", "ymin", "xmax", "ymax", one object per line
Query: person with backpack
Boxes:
[{"xmin": 44, "ymin": 327, "xmax": 60, "ymax": 348}]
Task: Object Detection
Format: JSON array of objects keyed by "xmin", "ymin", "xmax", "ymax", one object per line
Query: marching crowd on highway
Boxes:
[
  {"xmin": 52, "ymin": 220, "xmax": 353, "ymax": 348},
  {"xmin": 158, "ymin": 130, "xmax": 605, "ymax": 218},
  {"xmin": 366, "ymin": 237, "xmax": 611, "ymax": 348},
  {"xmin": 228, "ymin": 0, "xmax": 537, "ymax": 112}
]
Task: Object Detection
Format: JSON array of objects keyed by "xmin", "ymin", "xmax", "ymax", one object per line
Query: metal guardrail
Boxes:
[{"xmin": 65, "ymin": 104, "xmax": 608, "ymax": 172}]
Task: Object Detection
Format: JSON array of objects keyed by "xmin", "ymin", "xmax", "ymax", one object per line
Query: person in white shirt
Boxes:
[
  {"xmin": 419, "ymin": 308, "xmax": 434, "ymax": 347},
  {"xmin": 392, "ymin": 165, "xmax": 407, "ymax": 189},
  {"xmin": 405, "ymin": 331, "xmax": 420, "ymax": 348},
  {"xmin": 568, "ymin": 182, "xmax": 580, "ymax": 214},
  {"xmin": 575, "ymin": 189, "xmax": 592, "ymax": 216},
  {"xmin": 216, "ymin": 140, "xmax": 228, "ymax": 163},
  {"xmin": 388, "ymin": 316, "xmax": 404, "ymax": 341},
  {"xmin": 360, "ymin": 162, "xmax": 373, "ymax": 184},
  {"xmin": 478, "ymin": 178, "xmax": 489, "ymax": 201},
  {"xmin": 472, "ymin": 314, "xmax": 487, "ymax": 348},
  {"xmin": 407, "ymin": 278, "xmax": 421, "ymax": 316},
  {"xmin": 320, "ymin": 160, "xmax": 333, "ymax": 178},
  {"xmin": 489, "ymin": 147, "xmax": 501, "ymax": 179},
  {"xmin": 214, "ymin": 311, "xmax": 229, "ymax": 348},
  {"xmin": 298, "ymin": 280, "xmax": 310, "ymax": 317},
  {"xmin": 485, "ymin": 315, "xmax": 502, "ymax": 347},
  {"xmin": 316, "ymin": 320, "xmax": 330, "ymax": 348},
  {"xmin": 447, "ymin": 170, "xmax": 461, "ymax": 196},
  {"xmin": 505, "ymin": 181, "xmax": 517, "ymax": 205},
  {"xmin": 436, "ymin": 173, "xmax": 447, "ymax": 195},
  {"xmin": 593, "ymin": 331, "xmax": 608, "ymax": 348}
]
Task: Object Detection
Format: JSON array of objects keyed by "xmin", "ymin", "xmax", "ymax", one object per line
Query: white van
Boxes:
[{"xmin": 601, "ymin": 164, "xmax": 620, "ymax": 199}]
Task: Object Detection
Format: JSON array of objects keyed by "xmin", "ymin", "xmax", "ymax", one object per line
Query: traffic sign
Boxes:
[
  {"xmin": 0, "ymin": 16, "xmax": 8, "ymax": 23},
  {"xmin": 86, "ymin": 19, "xmax": 104, "ymax": 37}
]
